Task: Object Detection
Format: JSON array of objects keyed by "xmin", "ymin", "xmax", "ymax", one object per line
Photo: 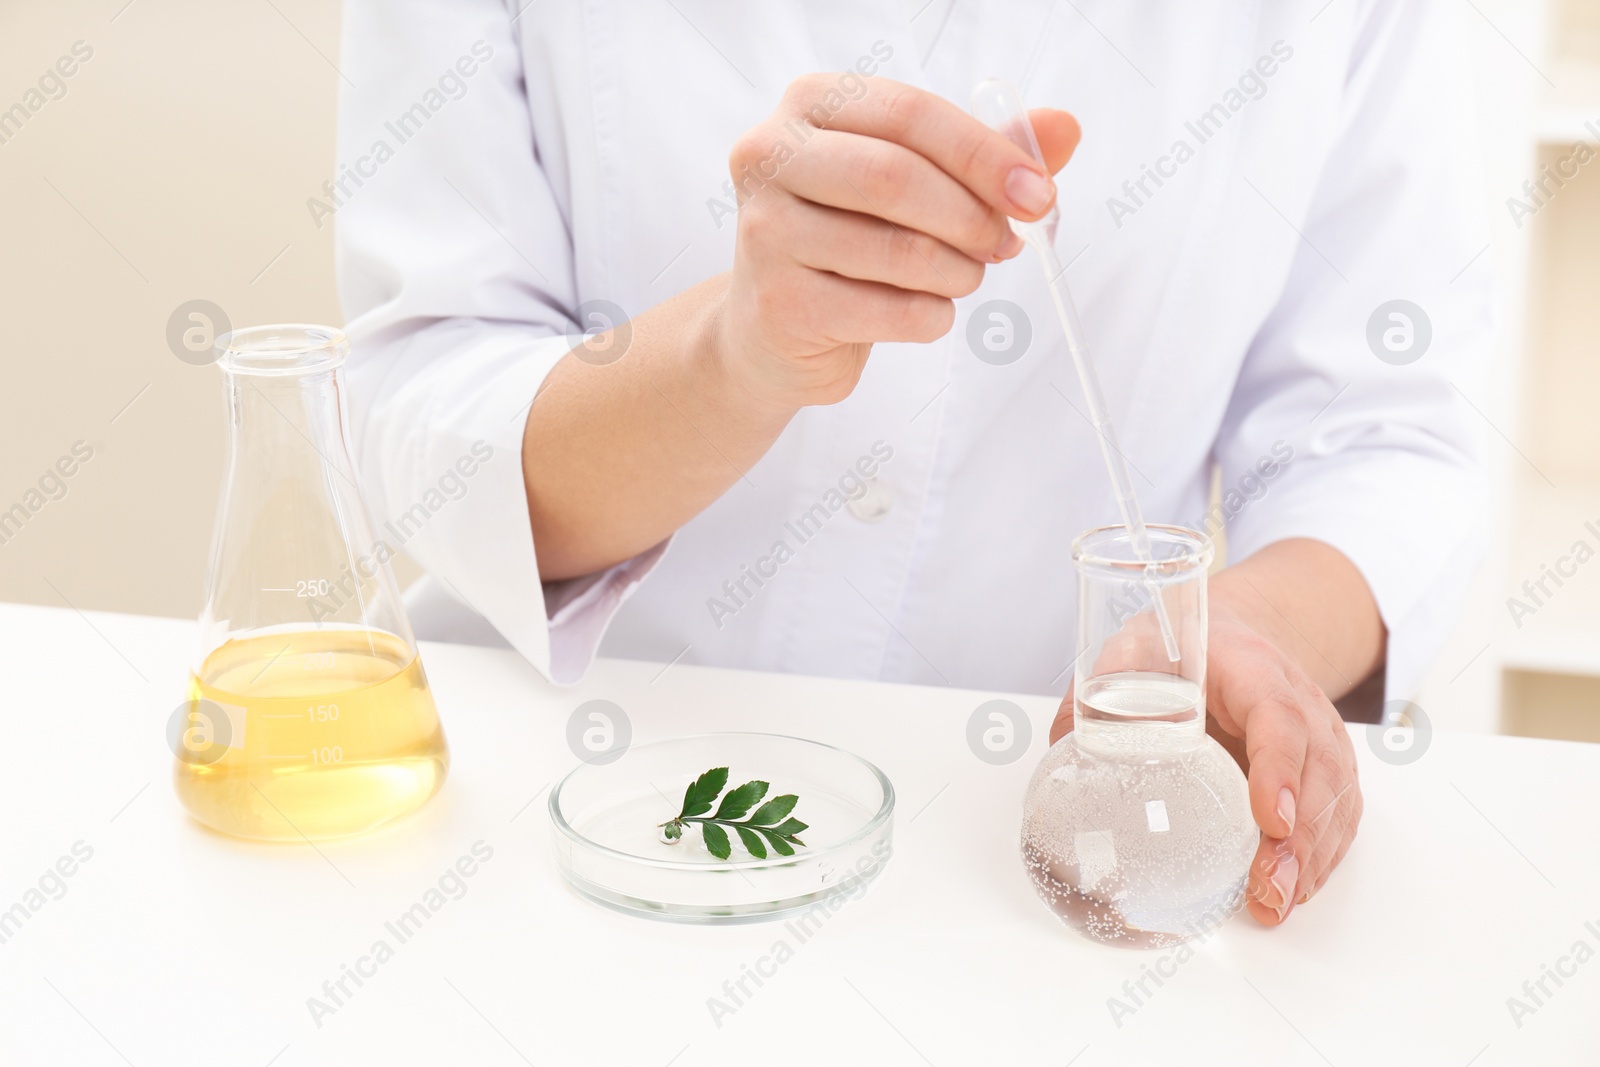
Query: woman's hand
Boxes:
[
  {"xmin": 1049, "ymin": 543, "xmax": 1372, "ymax": 927},
  {"xmin": 714, "ymin": 76, "xmax": 1080, "ymax": 412},
  {"xmin": 1197, "ymin": 600, "xmax": 1363, "ymax": 925},
  {"xmin": 525, "ymin": 74, "xmax": 1079, "ymax": 580}
]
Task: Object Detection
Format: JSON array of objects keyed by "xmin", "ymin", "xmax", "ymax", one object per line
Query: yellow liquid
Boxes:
[{"xmin": 174, "ymin": 629, "xmax": 449, "ymax": 841}]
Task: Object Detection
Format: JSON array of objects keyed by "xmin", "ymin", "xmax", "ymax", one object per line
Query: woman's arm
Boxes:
[
  {"xmin": 1211, "ymin": 537, "xmax": 1385, "ymax": 700},
  {"xmin": 520, "ymin": 274, "xmax": 790, "ymax": 583}
]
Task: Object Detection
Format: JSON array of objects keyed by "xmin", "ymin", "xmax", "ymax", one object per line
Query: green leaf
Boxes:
[
  {"xmin": 734, "ymin": 825, "xmax": 768, "ymax": 859},
  {"xmin": 665, "ymin": 767, "xmax": 809, "ymax": 858},
  {"xmin": 759, "ymin": 828, "xmax": 796, "ymax": 856},
  {"xmin": 681, "ymin": 767, "xmax": 729, "ymax": 818},
  {"xmin": 747, "ymin": 794, "xmax": 798, "ymax": 826},
  {"xmin": 714, "ymin": 779, "xmax": 769, "ymax": 820},
  {"xmin": 768, "ymin": 817, "xmax": 809, "ymax": 838},
  {"xmin": 700, "ymin": 821, "xmax": 731, "ymax": 860}
]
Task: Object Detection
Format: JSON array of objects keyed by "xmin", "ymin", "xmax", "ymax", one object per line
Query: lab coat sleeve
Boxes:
[
  {"xmin": 1215, "ymin": 0, "xmax": 1492, "ymax": 701},
  {"xmin": 334, "ymin": 0, "xmax": 667, "ymax": 684}
]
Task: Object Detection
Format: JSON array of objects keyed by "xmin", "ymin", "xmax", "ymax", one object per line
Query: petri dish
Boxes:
[{"xmin": 549, "ymin": 733, "xmax": 895, "ymax": 923}]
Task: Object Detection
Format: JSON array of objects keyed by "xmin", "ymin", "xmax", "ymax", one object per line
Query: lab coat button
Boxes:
[{"xmin": 848, "ymin": 479, "xmax": 892, "ymax": 522}]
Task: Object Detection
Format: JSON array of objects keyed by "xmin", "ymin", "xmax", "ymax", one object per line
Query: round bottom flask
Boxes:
[
  {"xmin": 1022, "ymin": 674, "xmax": 1255, "ymax": 946},
  {"xmin": 1025, "ymin": 526, "xmax": 1256, "ymax": 947}
]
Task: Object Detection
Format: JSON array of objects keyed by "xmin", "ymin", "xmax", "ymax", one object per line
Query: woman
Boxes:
[{"xmin": 333, "ymin": 0, "xmax": 1490, "ymax": 926}]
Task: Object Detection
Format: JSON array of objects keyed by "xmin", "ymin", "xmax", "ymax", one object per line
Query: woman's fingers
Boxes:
[
  {"xmin": 774, "ymin": 267, "xmax": 956, "ymax": 345},
  {"xmin": 1239, "ymin": 693, "xmax": 1308, "ymax": 841},
  {"xmin": 1028, "ymin": 107, "xmax": 1082, "ymax": 174},
  {"xmin": 1048, "ymin": 684, "xmax": 1074, "ymax": 744},
  {"xmin": 1046, "ymin": 612, "xmax": 1168, "ymax": 744},
  {"xmin": 1205, "ymin": 619, "xmax": 1363, "ymax": 925},
  {"xmin": 1245, "ymin": 835, "xmax": 1299, "ymax": 926},
  {"xmin": 777, "ymin": 104, "xmax": 1081, "ymax": 262},
  {"xmin": 779, "ymin": 200, "xmax": 986, "ymax": 299},
  {"xmin": 1256, "ymin": 786, "xmax": 1357, "ymax": 920},
  {"xmin": 1094, "ymin": 610, "xmax": 1178, "ymax": 676},
  {"xmin": 1245, "ymin": 696, "xmax": 1359, "ymax": 922},
  {"xmin": 719, "ymin": 77, "xmax": 1084, "ymax": 412},
  {"xmin": 777, "ymin": 129, "xmax": 1014, "ymax": 262},
  {"xmin": 1237, "ymin": 695, "xmax": 1310, "ymax": 925},
  {"xmin": 784, "ymin": 74, "xmax": 1064, "ymax": 220},
  {"xmin": 1311, "ymin": 789, "xmax": 1363, "ymax": 898},
  {"xmin": 1295, "ymin": 721, "xmax": 1361, "ymax": 900}
]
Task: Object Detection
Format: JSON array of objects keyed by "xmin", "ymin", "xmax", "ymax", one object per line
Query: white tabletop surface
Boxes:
[{"xmin": 1, "ymin": 600, "xmax": 1596, "ymax": 1066}]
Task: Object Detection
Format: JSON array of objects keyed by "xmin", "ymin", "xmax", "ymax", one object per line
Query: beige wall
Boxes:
[{"xmin": 0, "ymin": 0, "xmax": 347, "ymax": 618}]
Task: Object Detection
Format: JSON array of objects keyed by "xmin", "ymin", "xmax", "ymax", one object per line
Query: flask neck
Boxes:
[
  {"xmin": 1073, "ymin": 671, "xmax": 1206, "ymax": 759},
  {"xmin": 198, "ymin": 359, "xmax": 407, "ymax": 650},
  {"xmin": 1073, "ymin": 715, "xmax": 1207, "ymax": 760},
  {"xmin": 223, "ymin": 366, "xmax": 359, "ymax": 484}
]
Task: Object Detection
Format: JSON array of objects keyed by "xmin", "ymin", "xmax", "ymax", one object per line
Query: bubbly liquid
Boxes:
[
  {"xmin": 1022, "ymin": 672, "xmax": 1254, "ymax": 947},
  {"xmin": 174, "ymin": 629, "xmax": 449, "ymax": 841}
]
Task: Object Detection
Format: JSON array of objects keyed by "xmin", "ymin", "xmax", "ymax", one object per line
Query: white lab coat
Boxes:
[{"xmin": 335, "ymin": 0, "xmax": 1490, "ymax": 701}]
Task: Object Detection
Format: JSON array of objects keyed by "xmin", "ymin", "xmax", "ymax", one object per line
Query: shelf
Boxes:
[
  {"xmin": 1535, "ymin": 108, "xmax": 1600, "ymax": 145},
  {"xmin": 1503, "ymin": 671, "xmax": 1600, "ymax": 742},
  {"xmin": 1499, "ymin": 475, "xmax": 1600, "ymax": 678},
  {"xmin": 1521, "ymin": 143, "xmax": 1600, "ymax": 484},
  {"xmin": 1501, "ymin": 630, "xmax": 1600, "ymax": 677},
  {"xmin": 1536, "ymin": 59, "xmax": 1600, "ymax": 144}
]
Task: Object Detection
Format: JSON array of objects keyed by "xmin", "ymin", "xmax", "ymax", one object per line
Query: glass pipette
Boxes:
[{"xmin": 971, "ymin": 78, "xmax": 1181, "ymax": 663}]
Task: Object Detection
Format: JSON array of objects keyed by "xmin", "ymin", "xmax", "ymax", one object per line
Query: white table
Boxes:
[{"xmin": 1, "ymin": 602, "xmax": 1596, "ymax": 1066}]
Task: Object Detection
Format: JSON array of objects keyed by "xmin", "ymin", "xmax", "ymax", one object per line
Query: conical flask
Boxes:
[{"xmin": 173, "ymin": 324, "xmax": 449, "ymax": 841}]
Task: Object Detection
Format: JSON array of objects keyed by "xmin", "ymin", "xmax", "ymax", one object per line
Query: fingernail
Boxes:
[
  {"xmin": 996, "ymin": 230, "xmax": 1025, "ymax": 260},
  {"xmin": 1005, "ymin": 166, "xmax": 1054, "ymax": 215},
  {"xmin": 1266, "ymin": 849, "xmax": 1299, "ymax": 913},
  {"xmin": 1255, "ymin": 837, "xmax": 1292, "ymax": 877},
  {"xmin": 1277, "ymin": 787, "xmax": 1296, "ymax": 836}
]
